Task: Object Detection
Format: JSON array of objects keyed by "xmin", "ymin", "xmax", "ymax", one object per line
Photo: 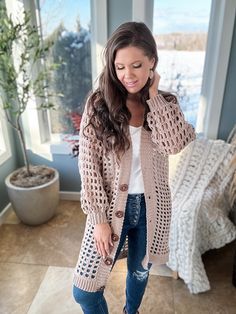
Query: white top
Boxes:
[{"xmin": 128, "ymin": 125, "xmax": 145, "ymax": 194}]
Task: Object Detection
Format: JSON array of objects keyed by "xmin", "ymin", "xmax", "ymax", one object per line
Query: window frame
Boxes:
[
  {"xmin": 0, "ymin": 104, "xmax": 12, "ymax": 165},
  {"xmin": 132, "ymin": 0, "xmax": 154, "ymax": 31},
  {"xmin": 195, "ymin": 0, "xmax": 236, "ymax": 139},
  {"xmin": 143, "ymin": 0, "xmax": 235, "ymax": 139},
  {"xmin": 20, "ymin": 0, "xmax": 108, "ymax": 156},
  {"xmin": 9, "ymin": 0, "xmax": 234, "ymax": 158}
]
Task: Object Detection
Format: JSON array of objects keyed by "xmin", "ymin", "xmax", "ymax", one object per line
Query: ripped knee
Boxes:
[{"xmin": 132, "ymin": 269, "xmax": 149, "ymax": 281}]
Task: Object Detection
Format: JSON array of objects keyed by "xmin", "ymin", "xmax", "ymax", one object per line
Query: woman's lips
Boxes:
[{"xmin": 124, "ymin": 80, "xmax": 138, "ymax": 87}]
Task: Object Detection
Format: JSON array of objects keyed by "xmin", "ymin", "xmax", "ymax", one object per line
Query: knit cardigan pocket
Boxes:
[
  {"xmin": 146, "ymin": 94, "xmax": 196, "ymax": 155},
  {"xmin": 78, "ymin": 105, "xmax": 109, "ymax": 225}
]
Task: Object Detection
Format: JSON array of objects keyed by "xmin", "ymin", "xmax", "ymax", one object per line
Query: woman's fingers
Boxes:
[
  {"xmin": 152, "ymin": 71, "xmax": 161, "ymax": 89},
  {"xmin": 95, "ymin": 241, "xmax": 101, "ymax": 256},
  {"xmin": 94, "ymin": 223, "xmax": 113, "ymax": 258},
  {"xmin": 109, "ymin": 234, "xmax": 114, "ymax": 247},
  {"xmin": 104, "ymin": 241, "xmax": 110, "ymax": 256},
  {"xmin": 96, "ymin": 240, "xmax": 110, "ymax": 258},
  {"xmin": 149, "ymin": 71, "xmax": 161, "ymax": 98}
]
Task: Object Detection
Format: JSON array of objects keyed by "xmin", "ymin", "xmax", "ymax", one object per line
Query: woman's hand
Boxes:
[
  {"xmin": 94, "ymin": 223, "xmax": 114, "ymax": 258},
  {"xmin": 149, "ymin": 71, "xmax": 161, "ymax": 99}
]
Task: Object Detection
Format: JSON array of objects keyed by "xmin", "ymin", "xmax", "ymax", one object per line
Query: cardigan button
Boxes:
[
  {"xmin": 97, "ymin": 285, "xmax": 105, "ymax": 291},
  {"xmin": 104, "ymin": 257, "xmax": 113, "ymax": 266},
  {"xmin": 111, "ymin": 233, "xmax": 119, "ymax": 242},
  {"xmin": 119, "ymin": 184, "xmax": 128, "ymax": 191},
  {"xmin": 115, "ymin": 211, "xmax": 124, "ymax": 218}
]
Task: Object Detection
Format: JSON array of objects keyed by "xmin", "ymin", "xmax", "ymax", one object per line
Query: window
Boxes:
[
  {"xmin": 3, "ymin": 0, "xmax": 107, "ymax": 157},
  {"xmin": 153, "ymin": 0, "xmax": 212, "ymax": 128},
  {"xmin": 38, "ymin": 0, "xmax": 92, "ymax": 136},
  {"xmin": 0, "ymin": 101, "xmax": 11, "ymax": 165}
]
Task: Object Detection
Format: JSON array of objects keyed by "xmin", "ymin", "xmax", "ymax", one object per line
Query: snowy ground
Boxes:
[{"xmin": 157, "ymin": 50, "xmax": 206, "ymax": 127}]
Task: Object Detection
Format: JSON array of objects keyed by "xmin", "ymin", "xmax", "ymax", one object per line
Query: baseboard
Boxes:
[
  {"xmin": 0, "ymin": 203, "xmax": 15, "ymax": 226},
  {"xmin": 0, "ymin": 191, "xmax": 81, "ymax": 225},
  {"xmin": 59, "ymin": 191, "xmax": 81, "ymax": 201}
]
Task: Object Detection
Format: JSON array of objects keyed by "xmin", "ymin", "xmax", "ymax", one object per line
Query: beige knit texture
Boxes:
[
  {"xmin": 168, "ymin": 139, "xmax": 236, "ymax": 293},
  {"xmin": 73, "ymin": 93, "xmax": 196, "ymax": 292}
]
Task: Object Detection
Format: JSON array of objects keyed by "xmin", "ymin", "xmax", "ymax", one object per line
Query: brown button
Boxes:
[
  {"xmin": 119, "ymin": 184, "xmax": 128, "ymax": 191},
  {"xmin": 111, "ymin": 234, "xmax": 119, "ymax": 242},
  {"xmin": 104, "ymin": 257, "xmax": 113, "ymax": 266},
  {"xmin": 115, "ymin": 210, "xmax": 124, "ymax": 218},
  {"xmin": 97, "ymin": 286, "xmax": 105, "ymax": 291}
]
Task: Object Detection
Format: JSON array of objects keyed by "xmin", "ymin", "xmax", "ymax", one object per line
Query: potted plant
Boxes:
[{"xmin": 0, "ymin": 6, "xmax": 61, "ymax": 225}]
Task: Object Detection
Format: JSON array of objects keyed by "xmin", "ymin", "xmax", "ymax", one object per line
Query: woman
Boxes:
[{"xmin": 73, "ymin": 21, "xmax": 196, "ymax": 314}]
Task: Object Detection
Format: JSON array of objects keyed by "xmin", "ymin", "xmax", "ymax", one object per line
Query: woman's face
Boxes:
[{"xmin": 114, "ymin": 46, "xmax": 155, "ymax": 94}]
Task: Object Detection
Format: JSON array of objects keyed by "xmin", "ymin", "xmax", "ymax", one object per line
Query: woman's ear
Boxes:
[{"xmin": 150, "ymin": 57, "xmax": 156, "ymax": 69}]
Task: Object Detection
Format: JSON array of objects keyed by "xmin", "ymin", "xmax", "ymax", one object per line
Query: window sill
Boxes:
[
  {"xmin": 0, "ymin": 150, "xmax": 12, "ymax": 166},
  {"xmin": 50, "ymin": 141, "xmax": 73, "ymax": 155},
  {"xmin": 29, "ymin": 136, "xmax": 78, "ymax": 157}
]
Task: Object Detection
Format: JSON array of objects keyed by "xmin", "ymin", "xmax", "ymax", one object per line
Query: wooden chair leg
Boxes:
[{"xmin": 172, "ymin": 271, "xmax": 179, "ymax": 279}]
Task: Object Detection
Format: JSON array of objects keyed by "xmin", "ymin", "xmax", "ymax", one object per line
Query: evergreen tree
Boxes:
[{"xmin": 46, "ymin": 18, "xmax": 92, "ymax": 133}]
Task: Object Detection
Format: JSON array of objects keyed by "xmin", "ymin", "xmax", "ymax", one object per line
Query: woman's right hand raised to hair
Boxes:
[
  {"xmin": 94, "ymin": 223, "xmax": 114, "ymax": 258},
  {"xmin": 149, "ymin": 71, "xmax": 161, "ymax": 99}
]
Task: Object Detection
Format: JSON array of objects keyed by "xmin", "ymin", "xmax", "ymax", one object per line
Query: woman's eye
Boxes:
[
  {"xmin": 116, "ymin": 66, "xmax": 124, "ymax": 70},
  {"xmin": 133, "ymin": 64, "xmax": 142, "ymax": 68}
]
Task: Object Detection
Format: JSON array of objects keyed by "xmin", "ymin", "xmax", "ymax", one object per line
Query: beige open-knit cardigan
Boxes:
[{"xmin": 73, "ymin": 93, "xmax": 196, "ymax": 292}]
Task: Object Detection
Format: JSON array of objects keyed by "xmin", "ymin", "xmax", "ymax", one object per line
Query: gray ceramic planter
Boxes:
[{"xmin": 5, "ymin": 168, "xmax": 59, "ymax": 225}]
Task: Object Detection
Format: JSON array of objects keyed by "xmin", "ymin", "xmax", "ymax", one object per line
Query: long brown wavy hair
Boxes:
[{"xmin": 85, "ymin": 22, "xmax": 158, "ymax": 155}]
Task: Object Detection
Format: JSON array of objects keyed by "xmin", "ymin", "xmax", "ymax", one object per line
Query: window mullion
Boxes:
[
  {"xmin": 196, "ymin": 0, "xmax": 236, "ymax": 138},
  {"xmin": 132, "ymin": 0, "xmax": 154, "ymax": 31},
  {"xmin": 23, "ymin": 0, "xmax": 51, "ymax": 143},
  {"xmin": 90, "ymin": 0, "xmax": 108, "ymax": 87}
]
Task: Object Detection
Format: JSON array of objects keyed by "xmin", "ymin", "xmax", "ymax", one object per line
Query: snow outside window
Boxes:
[{"xmin": 153, "ymin": 0, "xmax": 212, "ymax": 128}]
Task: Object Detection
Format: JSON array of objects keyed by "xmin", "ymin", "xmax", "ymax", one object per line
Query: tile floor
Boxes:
[{"xmin": 0, "ymin": 200, "xmax": 235, "ymax": 314}]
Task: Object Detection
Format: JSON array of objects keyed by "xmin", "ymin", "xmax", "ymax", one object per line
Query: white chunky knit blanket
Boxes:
[{"xmin": 167, "ymin": 138, "xmax": 236, "ymax": 294}]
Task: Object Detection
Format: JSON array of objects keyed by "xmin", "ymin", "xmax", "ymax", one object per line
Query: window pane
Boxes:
[
  {"xmin": 0, "ymin": 120, "xmax": 7, "ymax": 155},
  {"xmin": 0, "ymin": 103, "xmax": 11, "ymax": 164},
  {"xmin": 153, "ymin": 0, "xmax": 212, "ymax": 127},
  {"xmin": 39, "ymin": 0, "xmax": 92, "ymax": 134}
]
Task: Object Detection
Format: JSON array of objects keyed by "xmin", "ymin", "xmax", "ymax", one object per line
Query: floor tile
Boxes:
[
  {"xmin": 22, "ymin": 200, "xmax": 86, "ymax": 268},
  {"xmin": 150, "ymin": 263, "xmax": 173, "ymax": 277},
  {"xmin": 173, "ymin": 279, "xmax": 217, "ymax": 314},
  {"xmin": 27, "ymin": 265, "xmax": 174, "ymax": 314},
  {"xmin": 105, "ymin": 271, "xmax": 127, "ymax": 314},
  {"xmin": 173, "ymin": 279, "xmax": 236, "ymax": 314},
  {"xmin": 112, "ymin": 257, "xmax": 127, "ymax": 273},
  {"xmin": 0, "ymin": 263, "xmax": 47, "ymax": 314},
  {"xmin": 106, "ymin": 270, "xmax": 174, "ymax": 314},
  {"xmin": 0, "ymin": 224, "xmax": 32, "ymax": 263},
  {"xmin": 140, "ymin": 275, "xmax": 174, "ymax": 314},
  {"xmin": 1, "ymin": 200, "xmax": 236, "ymax": 314},
  {"xmin": 27, "ymin": 266, "xmax": 81, "ymax": 314},
  {"xmin": 173, "ymin": 242, "xmax": 236, "ymax": 314},
  {"xmin": 3, "ymin": 209, "xmax": 21, "ymax": 224}
]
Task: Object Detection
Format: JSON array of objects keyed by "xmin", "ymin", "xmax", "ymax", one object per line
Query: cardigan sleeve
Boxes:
[
  {"xmin": 78, "ymin": 103, "xmax": 109, "ymax": 225},
  {"xmin": 146, "ymin": 94, "xmax": 196, "ymax": 155}
]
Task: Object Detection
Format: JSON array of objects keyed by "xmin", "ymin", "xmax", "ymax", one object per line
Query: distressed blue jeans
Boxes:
[{"xmin": 73, "ymin": 194, "xmax": 151, "ymax": 314}]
